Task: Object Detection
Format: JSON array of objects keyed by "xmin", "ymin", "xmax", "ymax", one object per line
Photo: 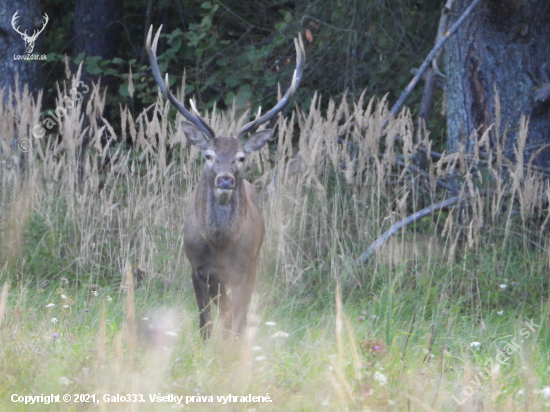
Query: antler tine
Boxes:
[
  {"xmin": 189, "ymin": 98, "xmax": 216, "ymax": 138},
  {"xmin": 236, "ymin": 33, "xmax": 306, "ymax": 139},
  {"xmin": 146, "ymin": 25, "xmax": 214, "ymax": 139}
]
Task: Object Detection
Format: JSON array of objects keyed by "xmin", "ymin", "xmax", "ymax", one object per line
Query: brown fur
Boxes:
[{"xmin": 182, "ymin": 127, "xmax": 271, "ymax": 339}]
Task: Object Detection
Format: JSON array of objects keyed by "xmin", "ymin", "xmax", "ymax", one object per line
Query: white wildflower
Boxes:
[
  {"xmin": 92, "ymin": 291, "xmax": 99, "ymax": 297},
  {"xmin": 51, "ymin": 318, "xmax": 58, "ymax": 324},
  {"xmin": 265, "ymin": 321, "xmax": 277, "ymax": 326},
  {"xmin": 165, "ymin": 331, "xmax": 178, "ymax": 337},
  {"xmin": 60, "ymin": 295, "xmax": 67, "ymax": 299},
  {"xmin": 541, "ymin": 387, "xmax": 550, "ymax": 398},
  {"xmin": 251, "ymin": 346, "xmax": 263, "ymax": 352},
  {"xmin": 45, "ymin": 303, "xmax": 55, "ymax": 308},
  {"xmin": 271, "ymin": 331, "xmax": 289, "ymax": 338},
  {"xmin": 517, "ymin": 388, "xmax": 525, "ymax": 395},
  {"xmin": 62, "ymin": 305, "xmax": 69, "ymax": 309},
  {"xmin": 321, "ymin": 399, "xmax": 330, "ymax": 406},
  {"xmin": 58, "ymin": 377, "xmax": 71, "ymax": 386},
  {"xmin": 499, "ymin": 284, "xmax": 508, "ymax": 289},
  {"xmin": 254, "ymin": 356, "xmax": 266, "ymax": 361},
  {"xmin": 374, "ymin": 371, "xmax": 387, "ymax": 386},
  {"xmin": 142, "ymin": 317, "xmax": 149, "ymax": 321},
  {"xmin": 497, "ymin": 310, "xmax": 504, "ymax": 315},
  {"xmin": 106, "ymin": 295, "xmax": 112, "ymax": 301},
  {"xmin": 470, "ymin": 342, "xmax": 481, "ymax": 348}
]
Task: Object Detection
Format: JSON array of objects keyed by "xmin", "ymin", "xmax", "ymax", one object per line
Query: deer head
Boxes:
[
  {"xmin": 180, "ymin": 121, "xmax": 273, "ymax": 205},
  {"xmin": 12, "ymin": 11, "xmax": 49, "ymax": 54}
]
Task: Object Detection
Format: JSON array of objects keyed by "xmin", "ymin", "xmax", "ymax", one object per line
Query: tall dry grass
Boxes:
[
  {"xmin": 0, "ymin": 68, "xmax": 548, "ymax": 289},
  {"xmin": 0, "ymin": 68, "xmax": 549, "ymax": 411}
]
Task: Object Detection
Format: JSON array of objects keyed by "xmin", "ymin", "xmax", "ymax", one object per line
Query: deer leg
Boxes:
[
  {"xmin": 210, "ymin": 282, "xmax": 232, "ymax": 339},
  {"xmin": 231, "ymin": 278, "xmax": 255, "ymax": 337},
  {"xmin": 192, "ymin": 270, "xmax": 212, "ymax": 340}
]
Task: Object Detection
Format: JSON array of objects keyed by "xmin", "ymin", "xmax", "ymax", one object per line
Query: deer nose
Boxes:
[{"xmin": 216, "ymin": 174, "xmax": 235, "ymax": 190}]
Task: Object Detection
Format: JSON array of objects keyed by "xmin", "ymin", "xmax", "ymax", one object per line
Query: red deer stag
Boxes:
[{"xmin": 146, "ymin": 26, "xmax": 305, "ymax": 339}]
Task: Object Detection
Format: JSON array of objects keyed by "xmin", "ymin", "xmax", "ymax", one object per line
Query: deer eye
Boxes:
[
  {"xmin": 204, "ymin": 153, "xmax": 213, "ymax": 161},
  {"xmin": 237, "ymin": 155, "xmax": 245, "ymax": 163}
]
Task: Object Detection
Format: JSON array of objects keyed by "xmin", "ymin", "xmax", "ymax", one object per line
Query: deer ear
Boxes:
[
  {"xmin": 181, "ymin": 121, "xmax": 211, "ymax": 150},
  {"xmin": 242, "ymin": 129, "xmax": 273, "ymax": 154}
]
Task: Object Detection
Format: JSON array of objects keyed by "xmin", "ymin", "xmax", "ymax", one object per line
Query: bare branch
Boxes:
[
  {"xmin": 389, "ymin": 0, "xmax": 482, "ymax": 119},
  {"xmin": 358, "ymin": 191, "xmax": 492, "ymax": 264}
]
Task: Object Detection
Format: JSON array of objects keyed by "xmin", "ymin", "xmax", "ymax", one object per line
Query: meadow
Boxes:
[{"xmin": 1, "ymin": 68, "xmax": 550, "ymax": 411}]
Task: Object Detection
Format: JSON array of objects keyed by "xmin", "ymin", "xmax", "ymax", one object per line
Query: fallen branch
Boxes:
[
  {"xmin": 389, "ymin": 0, "xmax": 482, "ymax": 118},
  {"xmin": 358, "ymin": 192, "xmax": 485, "ymax": 263}
]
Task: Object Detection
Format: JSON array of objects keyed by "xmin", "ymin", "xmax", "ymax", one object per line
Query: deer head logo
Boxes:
[{"xmin": 11, "ymin": 10, "xmax": 49, "ymax": 54}]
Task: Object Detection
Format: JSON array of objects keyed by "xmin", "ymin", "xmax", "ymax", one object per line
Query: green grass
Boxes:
[
  {"xmin": 1, "ymin": 73, "xmax": 550, "ymax": 410},
  {"xmin": 1, "ymin": 233, "xmax": 550, "ymax": 411}
]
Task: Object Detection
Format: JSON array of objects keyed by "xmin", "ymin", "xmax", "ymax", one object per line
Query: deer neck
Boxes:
[{"xmin": 196, "ymin": 174, "xmax": 247, "ymax": 248}]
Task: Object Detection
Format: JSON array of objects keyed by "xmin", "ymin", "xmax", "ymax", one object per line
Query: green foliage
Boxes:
[
  {"xmin": 39, "ymin": 0, "xmax": 446, "ymax": 143},
  {"xmin": 23, "ymin": 210, "xmax": 69, "ymax": 282}
]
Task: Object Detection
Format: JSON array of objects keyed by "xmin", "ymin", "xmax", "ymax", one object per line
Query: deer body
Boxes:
[
  {"xmin": 146, "ymin": 25, "xmax": 305, "ymax": 339},
  {"xmin": 183, "ymin": 135, "xmax": 267, "ymax": 338}
]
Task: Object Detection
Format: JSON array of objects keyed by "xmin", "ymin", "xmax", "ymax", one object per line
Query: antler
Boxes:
[
  {"xmin": 146, "ymin": 25, "xmax": 215, "ymax": 139},
  {"xmin": 236, "ymin": 34, "xmax": 306, "ymax": 139}
]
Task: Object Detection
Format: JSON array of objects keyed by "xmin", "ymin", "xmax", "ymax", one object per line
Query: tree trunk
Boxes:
[
  {"xmin": 73, "ymin": 0, "xmax": 122, "ymax": 87},
  {"xmin": 0, "ymin": 0, "xmax": 45, "ymax": 99},
  {"xmin": 73, "ymin": 0, "xmax": 122, "ymax": 60},
  {"xmin": 445, "ymin": 0, "xmax": 550, "ymax": 167}
]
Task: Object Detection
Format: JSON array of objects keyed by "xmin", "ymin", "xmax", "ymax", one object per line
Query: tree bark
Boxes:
[
  {"xmin": 445, "ymin": 0, "xmax": 550, "ymax": 167},
  {"xmin": 73, "ymin": 0, "xmax": 123, "ymax": 89},
  {"xmin": 0, "ymin": 0, "xmax": 44, "ymax": 99},
  {"xmin": 73, "ymin": 0, "xmax": 122, "ymax": 60}
]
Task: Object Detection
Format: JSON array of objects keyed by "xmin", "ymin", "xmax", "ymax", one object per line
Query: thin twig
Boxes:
[
  {"xmin": 389, "ymin": 0, "xmax": 482, "ymax": 118},
  {"xmin": 393, "ymin": 157, "xmax": 457, "ymax": 193},
  {"xmin": 419, "ymin": 0, "xmax": 455, "ymax": 123}
]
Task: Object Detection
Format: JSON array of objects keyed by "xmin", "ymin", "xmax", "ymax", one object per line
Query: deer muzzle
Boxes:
[
  {"xmin": 214, "ymin": 173, "xmax": 235, "ymax": 205},
  {"xmin": 215, "ymin": 173, "xmax": 235, "ymax": 190}
]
